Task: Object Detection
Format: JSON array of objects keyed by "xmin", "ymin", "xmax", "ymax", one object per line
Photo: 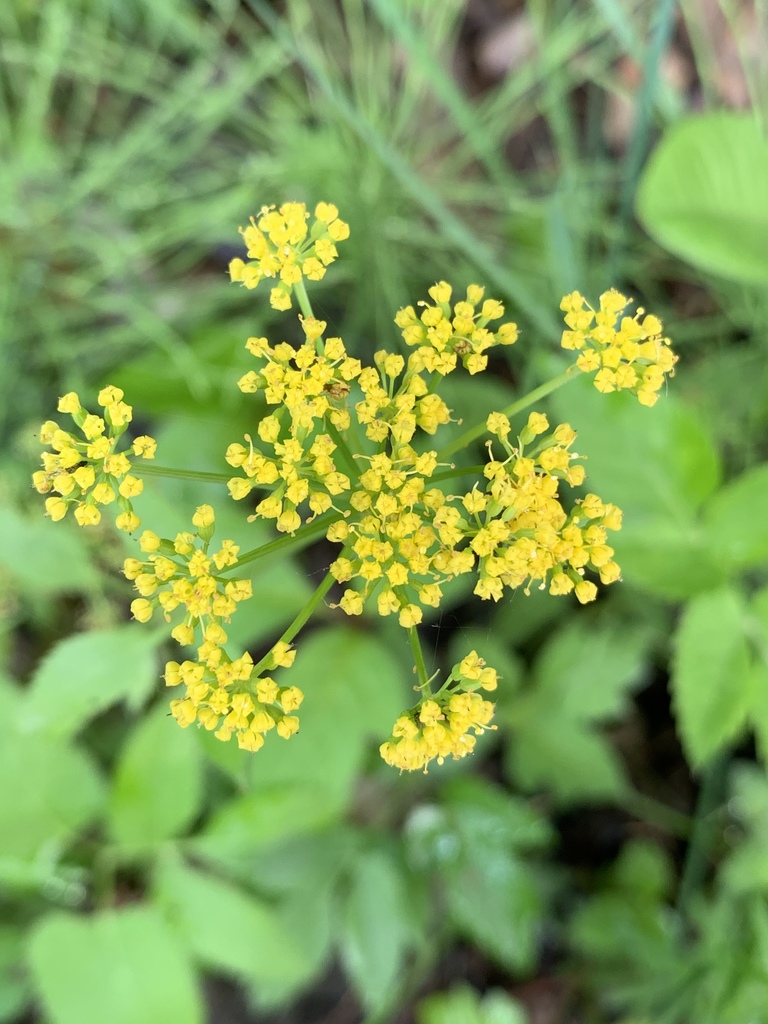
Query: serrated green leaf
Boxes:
[
  {"xmin": 0, "ymin": 733, "xmax": 104, "ymax": 860},
  {"xmin": 340, "ymin": 847, "xmax": 413, "ymax": 1012},
  {"xmin": 507, "ymin": 719, "xmax": 626, "ymax": 803},
  {"xmin": 443, "ymin": 777, "xmax": 553, "ymax": 853},
  {"xmin": 0, "ymin": 505, "xmax": 96, "ymax": 594},
  {"xmin": 443, "ymin": 844, "xmax": 543, "ymax": 972},
  {"xmin": 703, "ymin": 465, "xmax": 768, "ymax": 570},
  {"xmin": 27, "ymin": 907, "xmax": 203, "ymax": 1024},
  {"xmin": 531, "ymin": 619, "xmax": 649, "ymax": 722},
  {"xmin": 671, "ymin": 588, "xmax": 752, "ymax": 767},
  {"xmin": 153, "ymin": 854, "xmax": 306, "ymax": 995},
  {"xmin": 21, "ymin": 627, "xmax": 160, "ymax": 738},
  {"xmin": 108, "ymin": 705, "xmax": 203, "ymax": 850},
  {"xmin": 636, "ymin": 112, "xmax": 768, "ymax": 284}
]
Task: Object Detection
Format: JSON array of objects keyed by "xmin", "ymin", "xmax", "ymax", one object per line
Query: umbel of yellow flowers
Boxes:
[{"xmin": 33, "ymin": 201, "xmax": 677, "ymax": 772}]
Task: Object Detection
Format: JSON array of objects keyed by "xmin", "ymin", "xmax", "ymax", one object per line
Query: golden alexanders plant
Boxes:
[{"xmin": 33, "ymin": 202, "xmax": 677, "ymax": 773}]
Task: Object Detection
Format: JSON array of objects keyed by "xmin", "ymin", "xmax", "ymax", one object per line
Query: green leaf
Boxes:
[
  {"xmin": 193, "ymin": 783, "xmax": 343, "ymax": 865},
  {"xmin": 153, "ymin": 853, "xmax": 306, "ymax": 996},
  {"xmin": 703, "ymin": 465, "xmax": 768, "ymax": 570},
  {"xmin": 108, "ymin": 705, "xmax": 204, "ymax": 850},
  {"xmin": 501, "ymin": 619, "xmax": 646, "ymax": 802},
  {"xmin": 0, "ymin": 733, "xmax": 103, "ymax": 860},
  {"xmin": 0, "ymin": 505, "xmax": 96, "ymax": 594},
  {"xmin": 531, "ymin": 619, "xmax": 649, "ymax": 722},
  {"xmin": 27, "ymin": 906, "xmax": 203, "ymax": 1024},
  {"xmin": 443, "ymin": 843, "xmax": 543, "ymax": 973},
  {"xmin": 508, "ymin": 719, "xmax": 626, "ymax": 803},
  {"xmin": 671, "ymin": 588, "xmax": 752, "ymax": 767},
  {"xmin": 551, "ymin": 380, "xmax": 721, "ymax": 523},
  {"xmin": 339, "ymin": 847, "xmax": 413, "ymax": 1012},
  {"xmin": 613, "ymin": 521, "xmax": 726, "ymax": 600},
  {"xmin": 21, "ymin": 626, "xmax": 160, "ymax": 738},
  {"xmin": 636, "ymin": 112, "xmax": 768, "ymax": 284},
  {"xmin": 442, "ymin": 777, "xmax": 553, "ymax": 853}
]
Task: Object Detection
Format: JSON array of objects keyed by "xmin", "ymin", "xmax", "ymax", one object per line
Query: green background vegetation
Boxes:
[{"xmin": 2, "ymin": 0, "xmax": 768, "ymax": 1021}]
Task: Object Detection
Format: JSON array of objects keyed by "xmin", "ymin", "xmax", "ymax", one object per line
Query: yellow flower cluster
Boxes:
[
  {"xmin": 33, "ymin": 386, "xmax": 156, "ymax": 532},
  {"xmin": 228, "ymin": 201, "xmax": 350, "ymax": 310},
  {"xmin": 125, "ymin": 505, "xmax": 305, "ymax": 751},
  {"xmin": 560, "ymin": 289, "xmax": 677, "ymax": 406},
  {"xmin": 355, "ymin": 352, "xmax": 452, "ymax": 444},
  {"xmin": 33, "ymin": 203, "xmax": 677, "ymax": 773},
  {"xmin": 394, "ymin": 281, "xmax": 518, "ymax": 375},
  {"xmin": 380, "ymin": 650, "xmax": 498, "ymax": 772},
  {"xmin": 124, "ymin": 505, "xmax": 251, "ymax": 649},
  {"xmin": 471, "ymin": 411, "xmax": 622, "ymax": 604},
  {"xmin": 165, "ymin": 641, "xmax": 303, "ymax": 751},
  {"xmin": 326, "ymin": 446, "xmax": 468, "ymax": 628},
  {"xmin": 226, "ymin": 321, "xmax": 362, "ymax": 532}
]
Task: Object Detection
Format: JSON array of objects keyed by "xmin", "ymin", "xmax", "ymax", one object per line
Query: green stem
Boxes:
[
  {"xmin": 293, "ymin": 277, "xmax": 315, "ymax": 320},
  {"xmin": 226, "ymin": 512, "xmax": 341, "ymax": 571},
  {"xmin": 622, "ymin": 791, "xmax": 692, "ymax": 840},
  {"xmin": 408, "ymin": 626, "xmax": 430, "ymax": 697},
  {"xmin": 677, "ymin": 751, "xmax": 729, "ymax": 915},
  {"xmin": 251, "ymin": 567, "xmax": 336, "ymax": 674},
  {"xmin": 437, "ymin": 367, "xmax": 579, "ymax": 459},
  {"xmin": 429, "ymin": 464, "xmax": 486, "ymax": 484},
  {"xmin": 325, "ymin": 421, "xmax": 359, "ymax": 481},
  {"xmin": 133, "ymin": 464, "xmax": 231, "ymax": 484}
]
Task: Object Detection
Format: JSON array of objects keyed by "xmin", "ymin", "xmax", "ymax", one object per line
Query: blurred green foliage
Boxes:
[{"xmin": 3, "ymin": 0, "xmax": 768, "ymax": 1022}]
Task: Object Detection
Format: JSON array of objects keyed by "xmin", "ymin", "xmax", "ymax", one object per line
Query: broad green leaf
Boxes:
[
  {"xmin": 636, "ymin": 112, "xmax": 768, "ymax": 284},
  {"xmin": 0, "ymin": 505, "xmax": 96, "ymax": 594},
  {"xmin": 507, "ymin": 719, "xmax": 626, "ymax": 803},
  {"xmin": 21, "ymin": 626, "xmax": 160, "ymax": 738},
  {"xmin": 153, "ymin": 854, "xmax": 306, "ymax": 994},
  {"xmin": 108, "ymin": 705, "xmax": 203, "ymax": 850},
  {"xmin": 671, "ymin": 588, "xmax": 752, "ymax": 767},
  {"xmin": 703, "ymin": 465, "xmax": 768, "ymax": 570},
  {"xmin": 442, "ymin": 777, "xmax": 553, "ymax": 853},
  {"xmin": 551, "ymin": 380, "xmax": 721, "ymax": 523},
  {"xmin": 614, "ymin": 521, "xmax": 726, "ymax": 600},
  {"xmin": 27, "ymin": 907, "xmax": 202, "ymax": 1024},
  {"xmin": 0, "ymin": 733, "xmax": 103, "ymax": 860},
  {"xmin": 418, "ymin": 985, "xmax": 528, "ymax": 1024},
  {"xmin": 531, "ymin": 619, "xmax": 649, "ymax": 721},
  {"xmin": 443, "ymin": 843, "xmax": 543, "ymax": 972},
  {"xmin": 193, "ymin": 783, "xmax": 342, "ymax": 864},
  {"xmin": 339, "ymin": 847, "xmax": 413, "ymax": 1012}
]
